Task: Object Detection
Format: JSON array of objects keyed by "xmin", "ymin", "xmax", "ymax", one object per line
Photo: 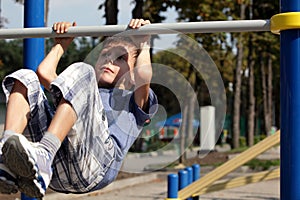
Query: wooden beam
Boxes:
[
  {"xmin": 178, "ymin": 131, "xmax": 280, "ymax": 199},
  {"xmin": 193, "ymin": 168, "xmax": 280, "ymax": 196}
]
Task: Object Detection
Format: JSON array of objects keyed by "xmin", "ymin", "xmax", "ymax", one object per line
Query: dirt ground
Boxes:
[{"xmin": 0, "ymin": 151, "xmax": 229, "ymax": 200}]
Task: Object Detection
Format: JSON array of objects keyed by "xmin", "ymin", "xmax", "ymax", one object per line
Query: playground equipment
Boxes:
[
  {"xmin": 167, "ymin": 164, "xmax": 200, "ymax": 200},
  {"xmin": 166, "ymin": 131, "xmax": 280, "ymax": 199},
  {"xmin": 22, "ymin": 1, "xmax": 44, "ymax": 199},
  {"xmin": 0, "ymin": 19, "xmax": 270, "ymax": 39},
  {"xmin": 0, "ymin": 0, "xmax": 299, "ymax": 199}
]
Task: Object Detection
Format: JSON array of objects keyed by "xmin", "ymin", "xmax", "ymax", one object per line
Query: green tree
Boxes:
[
  {"xmin": 0, "ymin": 39, "xmax": 23, "ymax": 82},
  {"xmin": 170, "ymin": 0, "xmax": 235, "ymax": 150},
  {"xmin": 98, "ymin": 0, "xmax": 118, "ymax": 25},
  {"xmin": 232, "ymin": 0, "xmax": 246, "ymax": 149},
  {"xmin": 160, "ymin": 0, "xmax": 280, "ymax": 149},
  {"xmin": 253, "ymin": 0, "xmax": 280, "ymax": 136},
  {"xmin": 152, "ymin": 47, "xmax": 199, "ymax": 162},
  {"xmin": 45, "ymin": 37, "xmax": 95, "ymax": 74}
]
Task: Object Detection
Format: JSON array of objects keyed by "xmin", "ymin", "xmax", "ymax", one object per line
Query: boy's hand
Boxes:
[
  {"xmin": 52, "ymin": 21, "xmax": 77, "ymax": 52},
  {"xmin": 128, "ymin": 19, "xmax": 151, "ymax": 49}
]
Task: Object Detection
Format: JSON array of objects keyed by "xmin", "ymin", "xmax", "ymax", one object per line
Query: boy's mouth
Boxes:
[{"xmin": 101, "ymin": 67, "xmax": 114, "ymax": 73}]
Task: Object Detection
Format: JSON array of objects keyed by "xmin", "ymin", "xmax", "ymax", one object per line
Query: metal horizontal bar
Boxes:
[{"xmin": 0, "ymin": 20, "xmax": 270, "ymax": 39}]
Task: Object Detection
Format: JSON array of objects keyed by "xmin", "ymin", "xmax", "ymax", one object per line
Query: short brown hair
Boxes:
[{"xmin": 102, "ymin": 36, "xmax": 138, "ymax": 60}]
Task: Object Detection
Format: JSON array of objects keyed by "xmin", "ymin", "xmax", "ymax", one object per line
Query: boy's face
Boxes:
[{"xmin": 95, "ymin": 44, "xmax": 136, "ymax": 88}]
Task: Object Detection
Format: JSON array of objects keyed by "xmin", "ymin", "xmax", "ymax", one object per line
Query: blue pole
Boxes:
[
  {"xmin": 22, "ymin": 1, "xmax": 44, "ymax": 200},
  {"xmin": 192, "ymin": 164, "xmax": 200, "ymax": 200},
  {"xmin": 185, "ymin": 167, "xmax": 193, "ymax": 200},
  {"xmin": 192, "ymin": 164, "xmax": 200, "ymax": 181},
  {"xmin": 23, "ymin": 0, "xmax": 44, "ymax": 71},
  {"xmin": 178, "ymin": 170, "xmax": 188, "ymax": 190},
  {"xmin": 280, "ymin": 0, "xmax": 300, "ymax": 199},
  {"xmin": 167, "ymin": 174, "xmax": 179, "ymax": 199},
  {"xmin": 185, "ymin": 167, "xmax": 193, "ymax": 184},
  {"xmin": 21, "ymin": 193, "xmax": 38, "ymax": 200}
]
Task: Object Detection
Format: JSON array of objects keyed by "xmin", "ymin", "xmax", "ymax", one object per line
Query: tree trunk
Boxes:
[
  {"xmin": 179, "ymin": 101, "xmax": 188, "ymax": 164},
  {"xmin": 105, "ymin": 0, "xmax": 118, "ymax": 25},
  {"xmin": 246, "ymin": 0, "xmax": 255, "ymax": 147},
  {"xmin": 232, "ymin": 2, "xmax": 246, "ymax": 149},
  {"xmin": 232, "ymin": 38, "xmax": 242, "ymax": 149},
  {"xmin": 267, "ymin": 54, "xmax": 273, "ymax": 134},
  {"xmin": 132, "ymin": 0, "xmax": 144, "ymax": 18},
  {"xmin": 247, "ymin": 37, "xmax": 255, "ymax": 147},
  {"xmin": 187, "ymin": 92, "xmax": 196, "ymax": 146},
  {"xmin": 261, "ymin": 53, "xmax": 271, "ymax": 135},
  {"xmin": 44, "ymin": 0, "xmax": 49, "ymax": 26}
]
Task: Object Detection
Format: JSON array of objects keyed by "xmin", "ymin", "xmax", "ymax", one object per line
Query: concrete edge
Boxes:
[{"xmin": 44, "ymin": 173, "xmax": 159, "ymax": 200}]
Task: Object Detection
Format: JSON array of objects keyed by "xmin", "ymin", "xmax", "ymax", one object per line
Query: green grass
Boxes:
[
  {"xmin": 227, "ymin": 146, "xmax": 249, "ymax": 154},
  {"xmin": 245, "ymin": 159, "xmax": 280, "ymax": 170}
]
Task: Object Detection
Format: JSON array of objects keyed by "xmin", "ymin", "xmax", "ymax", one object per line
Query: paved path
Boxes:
[
  {"xmin": 0, "ymin": 173, "xmax": 280, "ymax": 200},
  {"xmin": 80, "ymin": 179, "xmax": 279, "ymax": 200},
  {"xmin": 44, "ymin": 174, "xmax": 279, "ymax": 200}
]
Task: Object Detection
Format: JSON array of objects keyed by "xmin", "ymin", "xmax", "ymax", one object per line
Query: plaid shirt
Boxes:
[{"xmin": 2, "ymin": 62, "xmax": 157, "ymax": 193}]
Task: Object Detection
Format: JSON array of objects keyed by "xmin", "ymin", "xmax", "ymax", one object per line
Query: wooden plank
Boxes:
[
  {"xmin": 193, "ymin": 168, "xmax": 280, "ymax": 196},
  {"xmin": 178, "ymin": 131, "xmax": 280, "ymax": 199}
]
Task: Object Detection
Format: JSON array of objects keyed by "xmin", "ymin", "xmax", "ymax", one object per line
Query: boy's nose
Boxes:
[{"xmin": 105, "ymin": 54, "xmax": 114, "ymax": 64}]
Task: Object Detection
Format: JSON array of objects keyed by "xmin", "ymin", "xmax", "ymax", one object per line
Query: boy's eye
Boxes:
[
  {"xmin": 116, "ymin": 55, "xmax": 125, "ymax": 61},
  {"xmin": 100, "ymin": 52, "xmax": 107, "ymax": 58}
]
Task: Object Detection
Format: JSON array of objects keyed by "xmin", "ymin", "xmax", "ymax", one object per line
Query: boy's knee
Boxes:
[
  {"xmin": 12, "ymin": 80, "xmax": 28, "ymax": 95},
  {"xmin": 3, "ymin": 69, "xmax": 40, "ymax": 93}
]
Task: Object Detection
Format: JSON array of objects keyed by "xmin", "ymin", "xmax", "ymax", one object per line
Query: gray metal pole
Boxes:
[{"xmin": 0, "ymin": 19, "xmax": 270, "ymax": 39}]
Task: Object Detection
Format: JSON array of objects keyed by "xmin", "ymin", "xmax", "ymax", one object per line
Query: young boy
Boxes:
[{"xmin": 0, "ymin": 18, "xmax": 157, "ymax": 198}]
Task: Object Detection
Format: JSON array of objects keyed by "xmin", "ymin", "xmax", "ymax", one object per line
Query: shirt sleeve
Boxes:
[{"xmin": 130, "ymin": 88, "xmax": 158, "ymax": 127}]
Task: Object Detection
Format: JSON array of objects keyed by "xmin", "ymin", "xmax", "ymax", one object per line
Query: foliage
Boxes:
[
  {"xmin": 0, "ymin": 38, "xmax": 96, "ymax": 86},
  {"xmin": 239, "ymin": 136, "xmax": 247, "ymax": 147},
  {"xmin": 143, "ymin": 0, "xmax": 168, "ymax": 22},
  {"xmin": 131, "ymin": 0, "xmax": 280, "ymax": 149},
  {"xmin": 254, "ymin": 134, "xmax": 266, "ymax": 144},
  {"xmin": 152, "ymin": 49, "xmax": 191, "ymax": 114},
  {"xmin": 0, "ymin": 39, "xmax": 23, "ymax": 82},
  {"xmin": 52, "ymin": 37, "xmax": 95, "ymax": 74}
]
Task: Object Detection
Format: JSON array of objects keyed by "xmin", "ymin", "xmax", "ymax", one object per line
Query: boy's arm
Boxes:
[
  {"xmin": 129, "ymin": 19, "xmax": 152, "ymax": 111},
  {"xmin": 36, "ymin": 22, "xmax": 76, "ymax": 91},
  {"xmin": 134, "ymin": 43, "xmax": 152, "ymax": 111}
]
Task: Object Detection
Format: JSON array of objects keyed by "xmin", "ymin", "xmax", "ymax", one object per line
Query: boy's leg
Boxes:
[
  {"xmin": 1, "ymin": 69, "xmax": 56, "ymax": 197},
  {"xmin": 0, "ymin": 80, "xmax": 30, "ymax": 195},
  {"xmin": 47, "ymin": 63, "xmax": 114, "ymax": 193},
  {"xmin": 47, "ymin": 98, "xmax": 77, "ymax": 142},
  {"xmin": 2, "ymin": 97, "xmax": 76, "ymax": 198},
  {"xmin": 4, "ymin": 80, "xmax": 30, "ymax": 134},
  {"xmin": 3, "ymin": 63, "xmax": 112, "ymax": 195},
  {"xmin": 2, "ymin": 66, "xmax": 77, "ymax": 197}
]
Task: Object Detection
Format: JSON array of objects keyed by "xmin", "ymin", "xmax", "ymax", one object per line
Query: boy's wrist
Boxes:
[
  {"xmin": 139, "ymin": 41, "xmax": 151, "ymax": 51},
  {"xmin": 52, "ymin": 44, "xmax": 65, "ymax": 58}
]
